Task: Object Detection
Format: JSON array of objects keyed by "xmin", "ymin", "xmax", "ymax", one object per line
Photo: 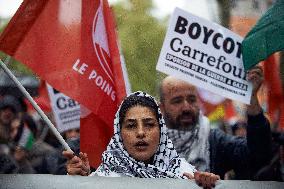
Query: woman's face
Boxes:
[{"xmin": 121, "ymin": 105, "xmax": 160, "ymax": 164}]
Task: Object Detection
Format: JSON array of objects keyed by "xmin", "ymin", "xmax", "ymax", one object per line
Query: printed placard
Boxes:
[
  {"xmin": 156, "ymin": 8, "xmax": 252, "ymax": 104},
  {"xmin": 47, "ymin": 84, "xmax": 80, "ymax": 133}
]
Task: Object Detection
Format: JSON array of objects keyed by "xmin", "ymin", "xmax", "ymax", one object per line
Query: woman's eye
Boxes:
[
  {"xmin": 145, "ymin": 122, "xmax": 156, "ymax": 128},
  {"xmin": 125, "ymin": 123, "xmax": 136, "ymax": 129}
]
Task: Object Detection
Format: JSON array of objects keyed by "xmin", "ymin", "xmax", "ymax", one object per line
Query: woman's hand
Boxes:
[
  {"xmin": 184, "ymin": 171, "xmax": 220, "ymax": 188},
  {"xmin": 62, "ymin": 151, "xmax": 90, "ymax": 176}
]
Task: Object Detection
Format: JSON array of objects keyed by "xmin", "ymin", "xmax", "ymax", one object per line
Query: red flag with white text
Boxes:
[{"xmin": 0, "ymin": 0, "xmax": 130, "ymax": 167}]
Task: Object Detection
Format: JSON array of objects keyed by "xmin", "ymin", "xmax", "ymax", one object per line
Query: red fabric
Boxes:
[
  {"xmin": 79, "ymin": 0, "xmax": 127, "ymax": 167},
  {"xmin": 25, "ymin": 81, "xmax": 51, "ymax": 113},
  {"xmin": 263, "ymin": 55, "xmax": 284, "ymax": 129},
  {"xmin": 279, "ymin": 104, "xmax": 284, "ymax": 131},
  {"xmin": 0, "ymin": 0, "xmax": 127, "ymax": 167},
  {"xmin": 224, "ymin": 100, "xmax": 236, "ymax": 121},
  {"xmin": 80, "ymin": 112, "xmax": 113, "ymax": 167}
]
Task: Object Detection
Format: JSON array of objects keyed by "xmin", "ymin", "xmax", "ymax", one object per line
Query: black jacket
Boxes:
[
  {"xmin": 0, "ymin": 154, "xmax": 19, "ymax": 174},
  {"xmin": 39, "ymin": 137, "xmax": 80, "ymax": 174},
  {"xmin": 209, "ymin": 112, "xmax": 272, "ymax": 179}
]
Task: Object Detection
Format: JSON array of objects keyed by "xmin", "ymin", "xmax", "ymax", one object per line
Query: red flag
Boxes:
[
  {"xmin": 80, "ymin": 0, "xmax": 130, "ymax": 167},
  {"xmin": 263, "ymin": 55, "xmax": 284, "ymax": 130},
  {"xmin": 0, "ymin": 0, "xmax": 129, "ymax": 167},
  {"xmin": 80, "ymin": 107, "xmax": 114, "ymax": 167},
  {"xmin": 25, "ymin": 80, "xmax": 51, "ymax": 113}
]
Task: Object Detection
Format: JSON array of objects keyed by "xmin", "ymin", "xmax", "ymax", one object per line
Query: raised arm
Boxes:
[
  {"xmin": 209, "ymin": 66, "xmax": 271, "ymax": 179},
  {"xmin": 246, "ymin": 65, "xmax": 271, "ymax": 177},
  {"xmin": 246, "ymin": 66, "xmax": 263, "ymax": 115}
]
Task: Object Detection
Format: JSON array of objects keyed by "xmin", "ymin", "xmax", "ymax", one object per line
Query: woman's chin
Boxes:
[{"xmin": 132, "ymin": 153, "xmax": 152, "ymax": 164}]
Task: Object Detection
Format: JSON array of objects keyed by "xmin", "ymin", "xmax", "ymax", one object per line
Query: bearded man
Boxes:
[{"xmin": 159, "ymin": 66, "xmax": 271, "ymax": 179}]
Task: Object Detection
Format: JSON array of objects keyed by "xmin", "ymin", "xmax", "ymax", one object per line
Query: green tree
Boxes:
[{"xmin": 112, "ymin": 0, "xmax": 166, "ymax": 96}]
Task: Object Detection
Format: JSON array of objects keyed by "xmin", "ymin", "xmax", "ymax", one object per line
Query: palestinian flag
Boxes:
[
  {"xmin": 18, "ymin": 125, "xmax": 34, "ymax": 150},
  {"xmin": 242, "ymin": 0, "xmax": 284, "ymax": 70}
]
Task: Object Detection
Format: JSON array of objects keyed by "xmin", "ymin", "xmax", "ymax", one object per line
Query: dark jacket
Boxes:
[
  {"xmin": 0, "ymin": 154, "xmax": 19, "ymax": 174},
  {"xmin": 209, "ymin": 112, "xmax": 272, "ymax": 179},
  {"xmin": 39, "ymin": 137, "xmax": 80, "ymax": 174}
]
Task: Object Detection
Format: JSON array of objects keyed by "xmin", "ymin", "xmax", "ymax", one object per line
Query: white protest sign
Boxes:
[
  {"xmin": 156, "ymin": 8, "xmax": 252, "ymax": 104},
  {"xmin": 46, "ymin": 83, "xmax": 80, "ymax": 133}
]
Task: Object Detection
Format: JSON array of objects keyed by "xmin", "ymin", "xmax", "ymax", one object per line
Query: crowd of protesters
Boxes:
[
  {"xmin": 0, "ymin": 94, "xmax": 80, "ymax": 174},
  {"xmin": 0, "ymin": 70, "xmax": 284, "ymax": 182}
]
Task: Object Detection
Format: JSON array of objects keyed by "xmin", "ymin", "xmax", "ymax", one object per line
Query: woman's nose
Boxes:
[{"xmin": 136, "ymin": 124, "xmax": 145, "ymax": 138}]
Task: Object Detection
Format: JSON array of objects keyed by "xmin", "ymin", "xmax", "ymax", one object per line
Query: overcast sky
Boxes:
[{"xmin": 0, "ymin": 0, "xmax": 217, "ymax": 21}]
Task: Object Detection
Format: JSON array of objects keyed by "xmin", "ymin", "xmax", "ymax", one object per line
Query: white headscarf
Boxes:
[{"xmin": 93, "ymin": 91, "xmax": 195, "ymax": 178}]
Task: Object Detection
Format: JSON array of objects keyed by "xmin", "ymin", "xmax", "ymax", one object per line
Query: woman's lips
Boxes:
[{"xmin": 134, "ymin": 141, "xmax": 149, "ymax": 150}]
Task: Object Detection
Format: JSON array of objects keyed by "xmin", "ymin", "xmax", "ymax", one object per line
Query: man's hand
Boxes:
[
  {"xmin": 183, "ymin": 171, "xmax": 220, "ymax": 188},
  {"xmin": 247, "ymin": 65, "xmax": 264, "ymax": 96},
  {"xmin": 247, "ymin": 66, "xmax": 264, "ymax": 115},
  {"xmin": 63, "ymin": 151, "xmax": 90, "ymax": 176}
]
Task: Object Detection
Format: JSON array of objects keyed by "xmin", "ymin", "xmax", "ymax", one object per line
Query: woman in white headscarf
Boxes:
[{"xmin": 63, "ymin": 91, "xmax": 219, "ymax": 188}]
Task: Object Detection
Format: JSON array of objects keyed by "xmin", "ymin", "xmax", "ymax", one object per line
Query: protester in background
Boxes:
[
  {"xmin": 38, "ymin": 137, "xmax": 80, "ymax": 175},
  {"xmin": 9, "ymin": 116, "xmax": 36, "ymax": 173},
  {"xmin": 48, "ymin": 128, "xmax": 80, "ymax": 174},
  {"xmin": 40, "ymin": 124, "xmax": 81, "ymax": 174},
  {"xmin": 0, "ymin": 95, "xmax": 39, "ymax": 174},
  {"xmin": 22, "ymin": 113, "xmax": 58, "ymax": 174},
  {"xmin": 0, "ymin": 119, "xmax": 18, "ymax": 173},
  {"xmin": 51, "ymin": 137, "xmax": 80, "ymax": 175},
  {"xmin": 159, "ymin": 66, "xmax": 272, "ymax": 180},
  {"xmin": 30, "ymin": 109, "xmax": 80, "ymax": 174},
  {"xmin": 35, "ymin": 112, "xmax": 62, "ymax": 149},
  {"xmin": 0, "ymin": 95, "xmax": 21, "ymax": 127},
  {"xmin": 231, "ymin": 120, "xmax": 247, "ymax": 137},
  {"xmin": 62, "ymin": 128, "xmax": 80, "ymax": 140},
  {"xmin": 0, "ymin": 95, "xmax": 22, "ymax": 173},
  {"xmin": 8, "ymin": 111, "xmax": 56, "ymax": 174},
  {"xmin": 63, "ymin": 92, "xmax": 220, "ymax": 189},
  {"xmin": 39, "ymin": 127, "xmax": 80, "ymax": 175}
]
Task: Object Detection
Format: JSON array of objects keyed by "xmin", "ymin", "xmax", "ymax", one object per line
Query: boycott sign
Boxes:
[
  {"xmin": 156, "ymin": 8, "xmax": 252, "ymax": 104},
  {"xmin": 47, "ymin": 84, "xmax": 80, "ymax": 133}
]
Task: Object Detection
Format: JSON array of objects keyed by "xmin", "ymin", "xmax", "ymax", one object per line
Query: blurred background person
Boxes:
[{"xmin": 231, "ymin": 120, "xmax": 247, "ymax": 138}]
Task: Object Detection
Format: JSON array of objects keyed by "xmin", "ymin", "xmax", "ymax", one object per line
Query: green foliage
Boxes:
[
  {"xmin": 112, "ymin": 0, "xmax": 167, "ymax": 96},
  {"xmin": 0, "ymin": 53, "xmax": 35, "ymax": 76}
]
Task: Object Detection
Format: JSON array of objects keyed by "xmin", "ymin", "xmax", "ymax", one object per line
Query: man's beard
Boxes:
[{"xmin": 164, "ymin": 111, "xmax": 199, "ymax": 131}]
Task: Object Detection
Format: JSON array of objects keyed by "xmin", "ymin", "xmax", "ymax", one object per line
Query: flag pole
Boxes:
[{"xmin": 0, "ymin": 58, "xmax": 72, "ymax": 152}]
